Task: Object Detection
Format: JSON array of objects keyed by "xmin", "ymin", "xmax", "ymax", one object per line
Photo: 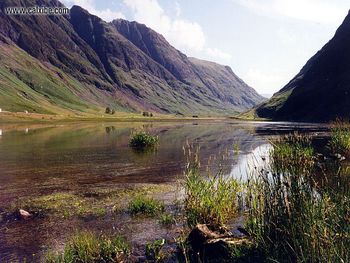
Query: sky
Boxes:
[{"xmin": 61, "ymin": 0, "xmax": 349, "ymax": 96}]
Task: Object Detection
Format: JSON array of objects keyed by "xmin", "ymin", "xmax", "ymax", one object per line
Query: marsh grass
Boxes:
[
  {"xmin": 129, "ymin": 131, "xmax": 158, "ymax": 150},
  {"xmin": 128, "ymin": 195, "xmax": 164, "ymax": 216},
  {"xmin": 45, "ymin": 231, "xmax": 130, "ymax": 263},
  {"xmin": 330, "ymin": 119, "xmax": 350, "ymax": 157},
  {"xmin": 184, "ymin": 162, "xmax": 241, "ymax": 228},
  {"xmin": 246, "ymin": 133, "xmax": 350, "ymax": 263}
]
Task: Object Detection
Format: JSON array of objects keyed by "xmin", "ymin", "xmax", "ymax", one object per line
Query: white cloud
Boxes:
[
  {"xmin": 205, "ymin": 48, "xmax": 232, "ymax": 61},
  {"xmin": 61, "ymin": 0, "xmax": 125, "ymax": 21},
  {"xmin": 62, "ymin": 0, "xmax": 232, "ymax": 64},
  {"xmin": 233, "ymin": 0, "xmax": 348, "ymax": 25},
  {"xmin": 123, "ymin": 0, "xmax": 230, "ymax": 62},
  {"xmin": 123, "ymin": 0, "xmax": 205, "ymax": 51},
  {"xmin": 175, "ymin": 1, "xmax": 182, "ymax": 17},
  {"xmin": 244, "ymin": 68, "xmax": 291, "ymax": 95}
]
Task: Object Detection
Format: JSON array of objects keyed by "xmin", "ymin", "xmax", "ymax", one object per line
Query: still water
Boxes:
[{"xmin": 0, "ymin": 121, "xmax": 328, "ymax": 261}]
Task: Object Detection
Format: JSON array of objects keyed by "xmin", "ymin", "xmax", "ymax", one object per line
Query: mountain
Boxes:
[
  {"xmin": 0, "ymin": 0, "xmax": 264, "ymax": 116},
  {"xmin": 254, "ymin": 11, "xmax": 350, "ymax": 122}
]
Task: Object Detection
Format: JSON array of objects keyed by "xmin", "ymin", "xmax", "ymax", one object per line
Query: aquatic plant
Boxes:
[
  {"xmin": 330, "ymin": 119, "xmax": 350, "ymax": 157},
  {"xmin": 246, "ymin": 134, "xmax": 350, "ymax": 263},
  {"xmin": 129, "ymin": 131, "xmax": 158, "ymax": 150},
  {"xmin": 184, "ymin": 162, "xmax": 241, "ymax": 228},
  {"xmin": 128, "ymin": 195, "xmax": 164, "ymax": 216},
  {"xmin": 45, "ymin": 231, "xmax": 130, "ymax": 263}
]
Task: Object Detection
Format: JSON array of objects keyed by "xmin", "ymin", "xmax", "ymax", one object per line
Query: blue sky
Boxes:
[{"xmin": 61, "ymin": 0, "xmax": 349, "ymax": 96}]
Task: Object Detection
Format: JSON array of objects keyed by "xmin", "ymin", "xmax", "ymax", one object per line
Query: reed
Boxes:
[{"xmin": 246, "ymin": 134, "xmax": 350, "ymax": 262}]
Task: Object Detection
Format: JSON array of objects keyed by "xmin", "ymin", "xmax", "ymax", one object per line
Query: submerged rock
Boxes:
[{"xmin": 19, "ymin": 209, "xmax": 32, "ymax": 219}]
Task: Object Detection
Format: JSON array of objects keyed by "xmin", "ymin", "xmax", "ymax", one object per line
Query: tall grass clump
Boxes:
[
  {"xmin": 270, "ymin": 133, "xmax": 315, "ymax": 175},
  {"xmin": 246, "ymin": 133, "xmax": 350, "ymax": 263},
  {"xmin": 45, "ymin": 231, "xmax": 130, "ymax": 263},
  {"xmin": 330, "ymin": 119, "xmax": 350, "ymax": 157},
  {"xmin": 184, "ymin": 162, "xmax": 241, "ymax": 228},
  {"xmin": 129, "ymin": 131, "xmax": 158, "ymax": 150}
]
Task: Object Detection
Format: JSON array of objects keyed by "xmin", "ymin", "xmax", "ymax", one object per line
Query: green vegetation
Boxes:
[
  {"xmin": 270, "ymin": 133, "xmax": 315, "ymax": 174},
  {"xmin": 142, "ymin": 111, "xmax": 153, "ymax": 117},
  {"xmin": 21, "ymin": 193, "xmax": 107, "ymax": 218},
  {"xmin": 129, "ymin": 131, "xmax": 159, "ymax": 150},
  {"xmin": 46, "ymin": 231, "xmax": 130, "ymax": 263},
  {"xmin": 145, "ymin": 239, "xmax": 165, "ymax": 262},
  {"xmin": 105, "ymin": 107, "xmax": 115, "ymax": 115},
  {"xmin": 246, "ymin": 133, "xmax": 350, "ymax": 263},
  {"xmin": 184, "ymin": 163, "xmax": 241, "ymax": 228},
  {"xmin": 128, "ymin": 196, "xmax": 164, "ymax": 216},
  {"xmin": 159, "ymin": 212, "xmax": 175, "ymax": 227},
  {"xmin": 330, "ymin": 119, "xmax": 350, "ymax": 157}
]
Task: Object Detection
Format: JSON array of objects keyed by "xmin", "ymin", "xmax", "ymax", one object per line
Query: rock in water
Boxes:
[
  {"xmin": 187, "ymin": 224, "xmax": 258, "ymax": 261},
  {"xmin": 19, "ymin": 209, "xmax": 31, "ymax": 219}
]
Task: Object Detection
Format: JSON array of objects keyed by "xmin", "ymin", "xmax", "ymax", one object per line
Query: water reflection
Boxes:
[
  {"xmin": 0, "ymin": 121, "xmax": 328, "ymax": 261},
  {"xmin": 230, "ymin": 143, "xmax": 272, "ymax": 181}
]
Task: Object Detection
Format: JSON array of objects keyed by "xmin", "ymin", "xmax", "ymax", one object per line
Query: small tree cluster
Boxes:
[
  {"xmin": 105, "ymin": 107, "xmax": 115, "ymax": 114},
  {"xmin": 142, "ymin": 111, "xmax": 153, "ymax": 117}
]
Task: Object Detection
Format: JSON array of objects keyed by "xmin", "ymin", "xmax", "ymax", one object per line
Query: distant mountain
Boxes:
[
  {"xmin": 254, "ymin": 11, "xmax": 350, "ymax": 122},
  {"xmin": 0, "ymin": 0, "xmax": 264, "ymax": 116}
]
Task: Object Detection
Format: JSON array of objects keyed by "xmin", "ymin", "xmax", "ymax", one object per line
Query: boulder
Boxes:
[{"xmin": 19, "ymin": 209, "xmax": 32, "ymax": 219}]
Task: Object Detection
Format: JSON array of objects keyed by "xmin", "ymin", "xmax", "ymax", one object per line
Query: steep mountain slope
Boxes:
[
  {"xmin": 255, "ymin": 11, "xmax": 350, "ymax": 122},
  {"xmin": 112, "ymin": 19, "xmax": 264, "ymax": 111},
  {"xmin": 0, "ymin": 0, "xmax": 263, "ymax": 116}
]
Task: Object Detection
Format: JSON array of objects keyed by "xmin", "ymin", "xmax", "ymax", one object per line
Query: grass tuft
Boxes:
[
  {"xmin": 128, "ymin": 196, "xmax": 164, "ymax": 216},
  {"xmin": 45, "ymin": 231, "xmax": 130, "ymax": 263},
  {"xmin": 184, "ymin": 162, "xmax": 241, "ymax": 228},
  {"xmin": 159, "ymin": 212, "xmax": 176, "ymax": 227},
  {"xmin": 129, "ymin": 131, "xmax": 158, "ymax": 150}
]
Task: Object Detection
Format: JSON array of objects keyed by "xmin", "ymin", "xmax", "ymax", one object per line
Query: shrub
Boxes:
[
  {"xmin": 45, "ymin": 231, "xmax": 130, "ymax": 263},
  {"xmin": 129, "ymin": 131, "xmax": 158, "ymax": 150},
  {"xmin": 184, "ymin": 163, "xmax": 241, "ymax": 228},
  {"xmin": 105, "ymin": 107, "xmax": 111, "ymax": 114},
  {"xmin": 330, "ymin": 119, "xmax": 350, "ymax": 157},
  {"xmin": 128, "ymin": 196, "xmax": 164, "ymax": 216}
]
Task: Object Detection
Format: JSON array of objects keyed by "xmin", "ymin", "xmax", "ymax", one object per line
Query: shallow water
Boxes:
[{"xmin": 0, "ymin": 120, "xmax": 328, "ymax": 262}]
